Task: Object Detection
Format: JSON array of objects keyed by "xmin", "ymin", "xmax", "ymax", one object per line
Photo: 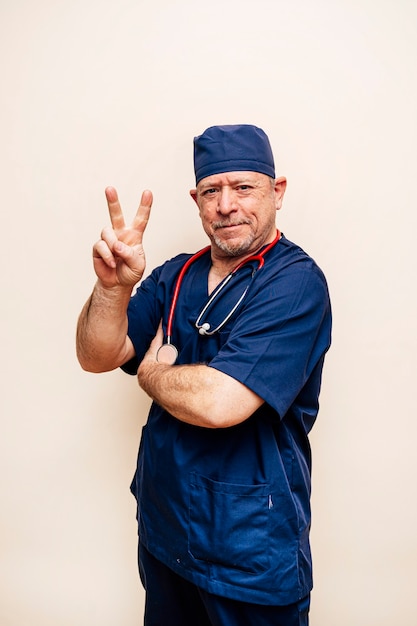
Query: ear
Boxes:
[
  {"xmin": 189, "ymin": 189, "xmax": 199, "ymax": 206},
  {"xmin": 274, "ymin": 177, "xmax": 287, "ymax": 211}
]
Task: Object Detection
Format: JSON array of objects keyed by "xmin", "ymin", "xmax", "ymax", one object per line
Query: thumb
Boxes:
[{"xmin": 114, "ymin": 240, "xmax": 145, "ymax": 266}]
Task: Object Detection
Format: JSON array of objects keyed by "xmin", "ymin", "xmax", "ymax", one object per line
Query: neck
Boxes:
[{"xmin": 208, "ymin": 265, "xmax": 230, "ymax": 294}]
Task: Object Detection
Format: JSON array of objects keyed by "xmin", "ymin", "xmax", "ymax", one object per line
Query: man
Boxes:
[{"xmin": 76, "ymin": 124, "xmax": 332, "ymax": 625}]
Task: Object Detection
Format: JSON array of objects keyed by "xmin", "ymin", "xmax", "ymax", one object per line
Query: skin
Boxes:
[{"xmin": 76, "ymin": 172, "xmax": 287, "ymax": 428}]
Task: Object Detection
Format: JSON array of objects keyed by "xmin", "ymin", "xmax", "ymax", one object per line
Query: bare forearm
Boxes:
[
  {"xmin": 137, "ymin": 360, "xmax": 263, "ymax": 428},
  {"xmin": 76, "ymin": 281, "xmax": 133, "ymax": 372}
]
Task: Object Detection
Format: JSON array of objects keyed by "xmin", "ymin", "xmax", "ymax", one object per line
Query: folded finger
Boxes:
[{"xmin": 93, "ymin": 238, "xmax": 117, "ymax": 268}]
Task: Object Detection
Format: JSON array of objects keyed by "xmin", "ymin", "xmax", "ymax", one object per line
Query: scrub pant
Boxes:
[{"xmin": 139, "ymin": 544, "xmax": 310, "ymax": 626}]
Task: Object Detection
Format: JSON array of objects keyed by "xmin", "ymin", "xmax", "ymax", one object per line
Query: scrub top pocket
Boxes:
[{"xmin": 188, "ymin": 473, "xmax": 272, "ymax": 574}]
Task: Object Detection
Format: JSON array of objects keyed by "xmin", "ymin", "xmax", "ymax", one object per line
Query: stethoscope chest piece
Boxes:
[{"xmin": 156, "ymin": 343, "xmax": 178, "ymax": 365}]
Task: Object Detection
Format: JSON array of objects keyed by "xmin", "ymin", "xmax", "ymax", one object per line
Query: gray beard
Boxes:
[
  {"xmin": 211, "ymin": 219, "xmax": 255, "ymax": 257},
  {"xmin": 212, "ymin": 231, "xmax": 255, "ymax": 257}
]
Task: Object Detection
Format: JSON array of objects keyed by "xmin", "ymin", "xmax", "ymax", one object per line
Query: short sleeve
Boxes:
[{"xmin": 208, "ymin": 261, "xmax": 332, "ymax": 418}]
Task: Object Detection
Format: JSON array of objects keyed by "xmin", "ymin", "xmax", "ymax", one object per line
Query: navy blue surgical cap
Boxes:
[{"xmin": 193, "ymin": 124, "xmax": 275, "ymax": 185}]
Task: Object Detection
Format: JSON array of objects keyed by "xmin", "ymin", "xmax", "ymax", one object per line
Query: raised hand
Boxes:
[{"xmin": 93, "ymin": 187, "xmax": 153, "ymax": 288}]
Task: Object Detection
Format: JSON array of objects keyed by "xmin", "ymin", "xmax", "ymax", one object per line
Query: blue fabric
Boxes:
[
  {"xmin": 123, "ymin": 235, "xmax": 332, "ymax": 606},
  {"xmin": 139, "ymin": 543, "xmax": 310, "ymax": 626},
  {"xmin": 193, "ymin": 125, "xmax": 275, "ymax": 184}
]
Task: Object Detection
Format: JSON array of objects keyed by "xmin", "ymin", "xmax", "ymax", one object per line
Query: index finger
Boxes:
[
  {"xmin": 105, "ymin": 186, "xmax": 126, "ymax": 231},
  {"xmin": 131, "ymin": 189, "xmax": 153, "ymax": 236}
]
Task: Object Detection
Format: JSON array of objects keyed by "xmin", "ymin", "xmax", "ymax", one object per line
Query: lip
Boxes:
[{"xmin": 216, "ymin": 223, "xmax": 245, "ymax": 231}]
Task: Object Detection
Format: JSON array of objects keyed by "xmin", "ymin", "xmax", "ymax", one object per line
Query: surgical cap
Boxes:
[{"xmin": 193, "ymin": 124, "xmax": 275, "ymax": 185}]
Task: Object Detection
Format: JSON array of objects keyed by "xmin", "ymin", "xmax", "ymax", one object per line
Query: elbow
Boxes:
[
  {"xmin": 78, "ymin": 362, "xmax": 108, "ymax": 374},
  {"xmin": 76, "ymin": 350, "xmax": 116, "ymax": 374},
  {"xmin": 200, "ymin": 413, "xmax": 238, "ymax": 429},
  {"xmin": 79, "ymin": 362, "xmax": 117, "ymax": 374},
  {"xmin": 77, "ymin": 357, "xmax": 103, "ymax": 374},
  {"xmin": 196, "ymin": 396, "xmax": 265, "ymax": 429},
  {"xmin": 192, "ymin": 405, "xmax": 252, "ymax": 429}
]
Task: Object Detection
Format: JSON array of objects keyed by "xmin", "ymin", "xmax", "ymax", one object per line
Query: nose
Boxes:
[{"xmin": 217, "ymin": 187, "xmax": 236, "ymax": 215}]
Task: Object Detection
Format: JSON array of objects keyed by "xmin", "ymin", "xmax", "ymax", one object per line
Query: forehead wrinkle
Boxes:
[{"xmin": 198, "ymin": 172, "xmax": 265, "ymax": 190}]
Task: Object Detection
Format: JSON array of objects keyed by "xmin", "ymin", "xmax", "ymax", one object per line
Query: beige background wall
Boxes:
[{"xmin": 1, "ymin": 1, "xmax": 416, "ymax": 624}]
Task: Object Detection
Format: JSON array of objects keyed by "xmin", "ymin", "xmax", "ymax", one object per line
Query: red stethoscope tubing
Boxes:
[
  {"xmin": 165, "ymin": 229, "xmax": 281, "ymax": 343},
  {"xmin": 166, "ymin": 245, "xmax": 210, "ymax": 344}
]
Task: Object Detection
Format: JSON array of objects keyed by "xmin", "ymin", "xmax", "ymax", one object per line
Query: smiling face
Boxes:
[{"xmin": 190, "ymin": 171, "xmax": 287, "ymax": 261}]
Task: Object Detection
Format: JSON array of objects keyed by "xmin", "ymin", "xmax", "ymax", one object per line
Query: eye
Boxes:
[{"xmin": 202, "ymin": 188, "xmax": 217, "ymax": 196}]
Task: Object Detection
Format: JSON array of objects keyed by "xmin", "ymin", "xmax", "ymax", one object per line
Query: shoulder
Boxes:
[
  {"xmin": 266, "ymin": 235, "xmax": 330, "ymax": 295},
  {"xmin": 276, "ymin": 235, "xmax": 325, "ymax": 272},
  {"xmin": 135, "ymin": 249, "xmax": 211, "ymax": 301},
  {"xmin": 139, "ymin": 252, "xmax": 197, "ymax": 287},
  {"xmin": 149, "ymin": 249, "xmax": 210, "ymax": 279}
]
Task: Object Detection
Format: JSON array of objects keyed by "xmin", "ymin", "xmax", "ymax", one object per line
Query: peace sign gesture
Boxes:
[{"xmin": 93, "ymin": 187, "xmax": 152, "ymax": 288}]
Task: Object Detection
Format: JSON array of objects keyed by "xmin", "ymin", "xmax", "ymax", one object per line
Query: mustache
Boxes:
[{"xmin": 212, "ymin": 219, "xmax": 252, "ymax": 230}]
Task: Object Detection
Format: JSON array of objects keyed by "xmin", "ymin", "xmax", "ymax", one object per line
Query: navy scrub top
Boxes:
[{"xmin": 123, "ymin": 235, "xmax": 332, "ymax": 606}]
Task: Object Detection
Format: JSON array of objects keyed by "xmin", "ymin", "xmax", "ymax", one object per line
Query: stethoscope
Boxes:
[{"xmin": 156, "ymin": 229, "xmax": 281, "ymax": 364}]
